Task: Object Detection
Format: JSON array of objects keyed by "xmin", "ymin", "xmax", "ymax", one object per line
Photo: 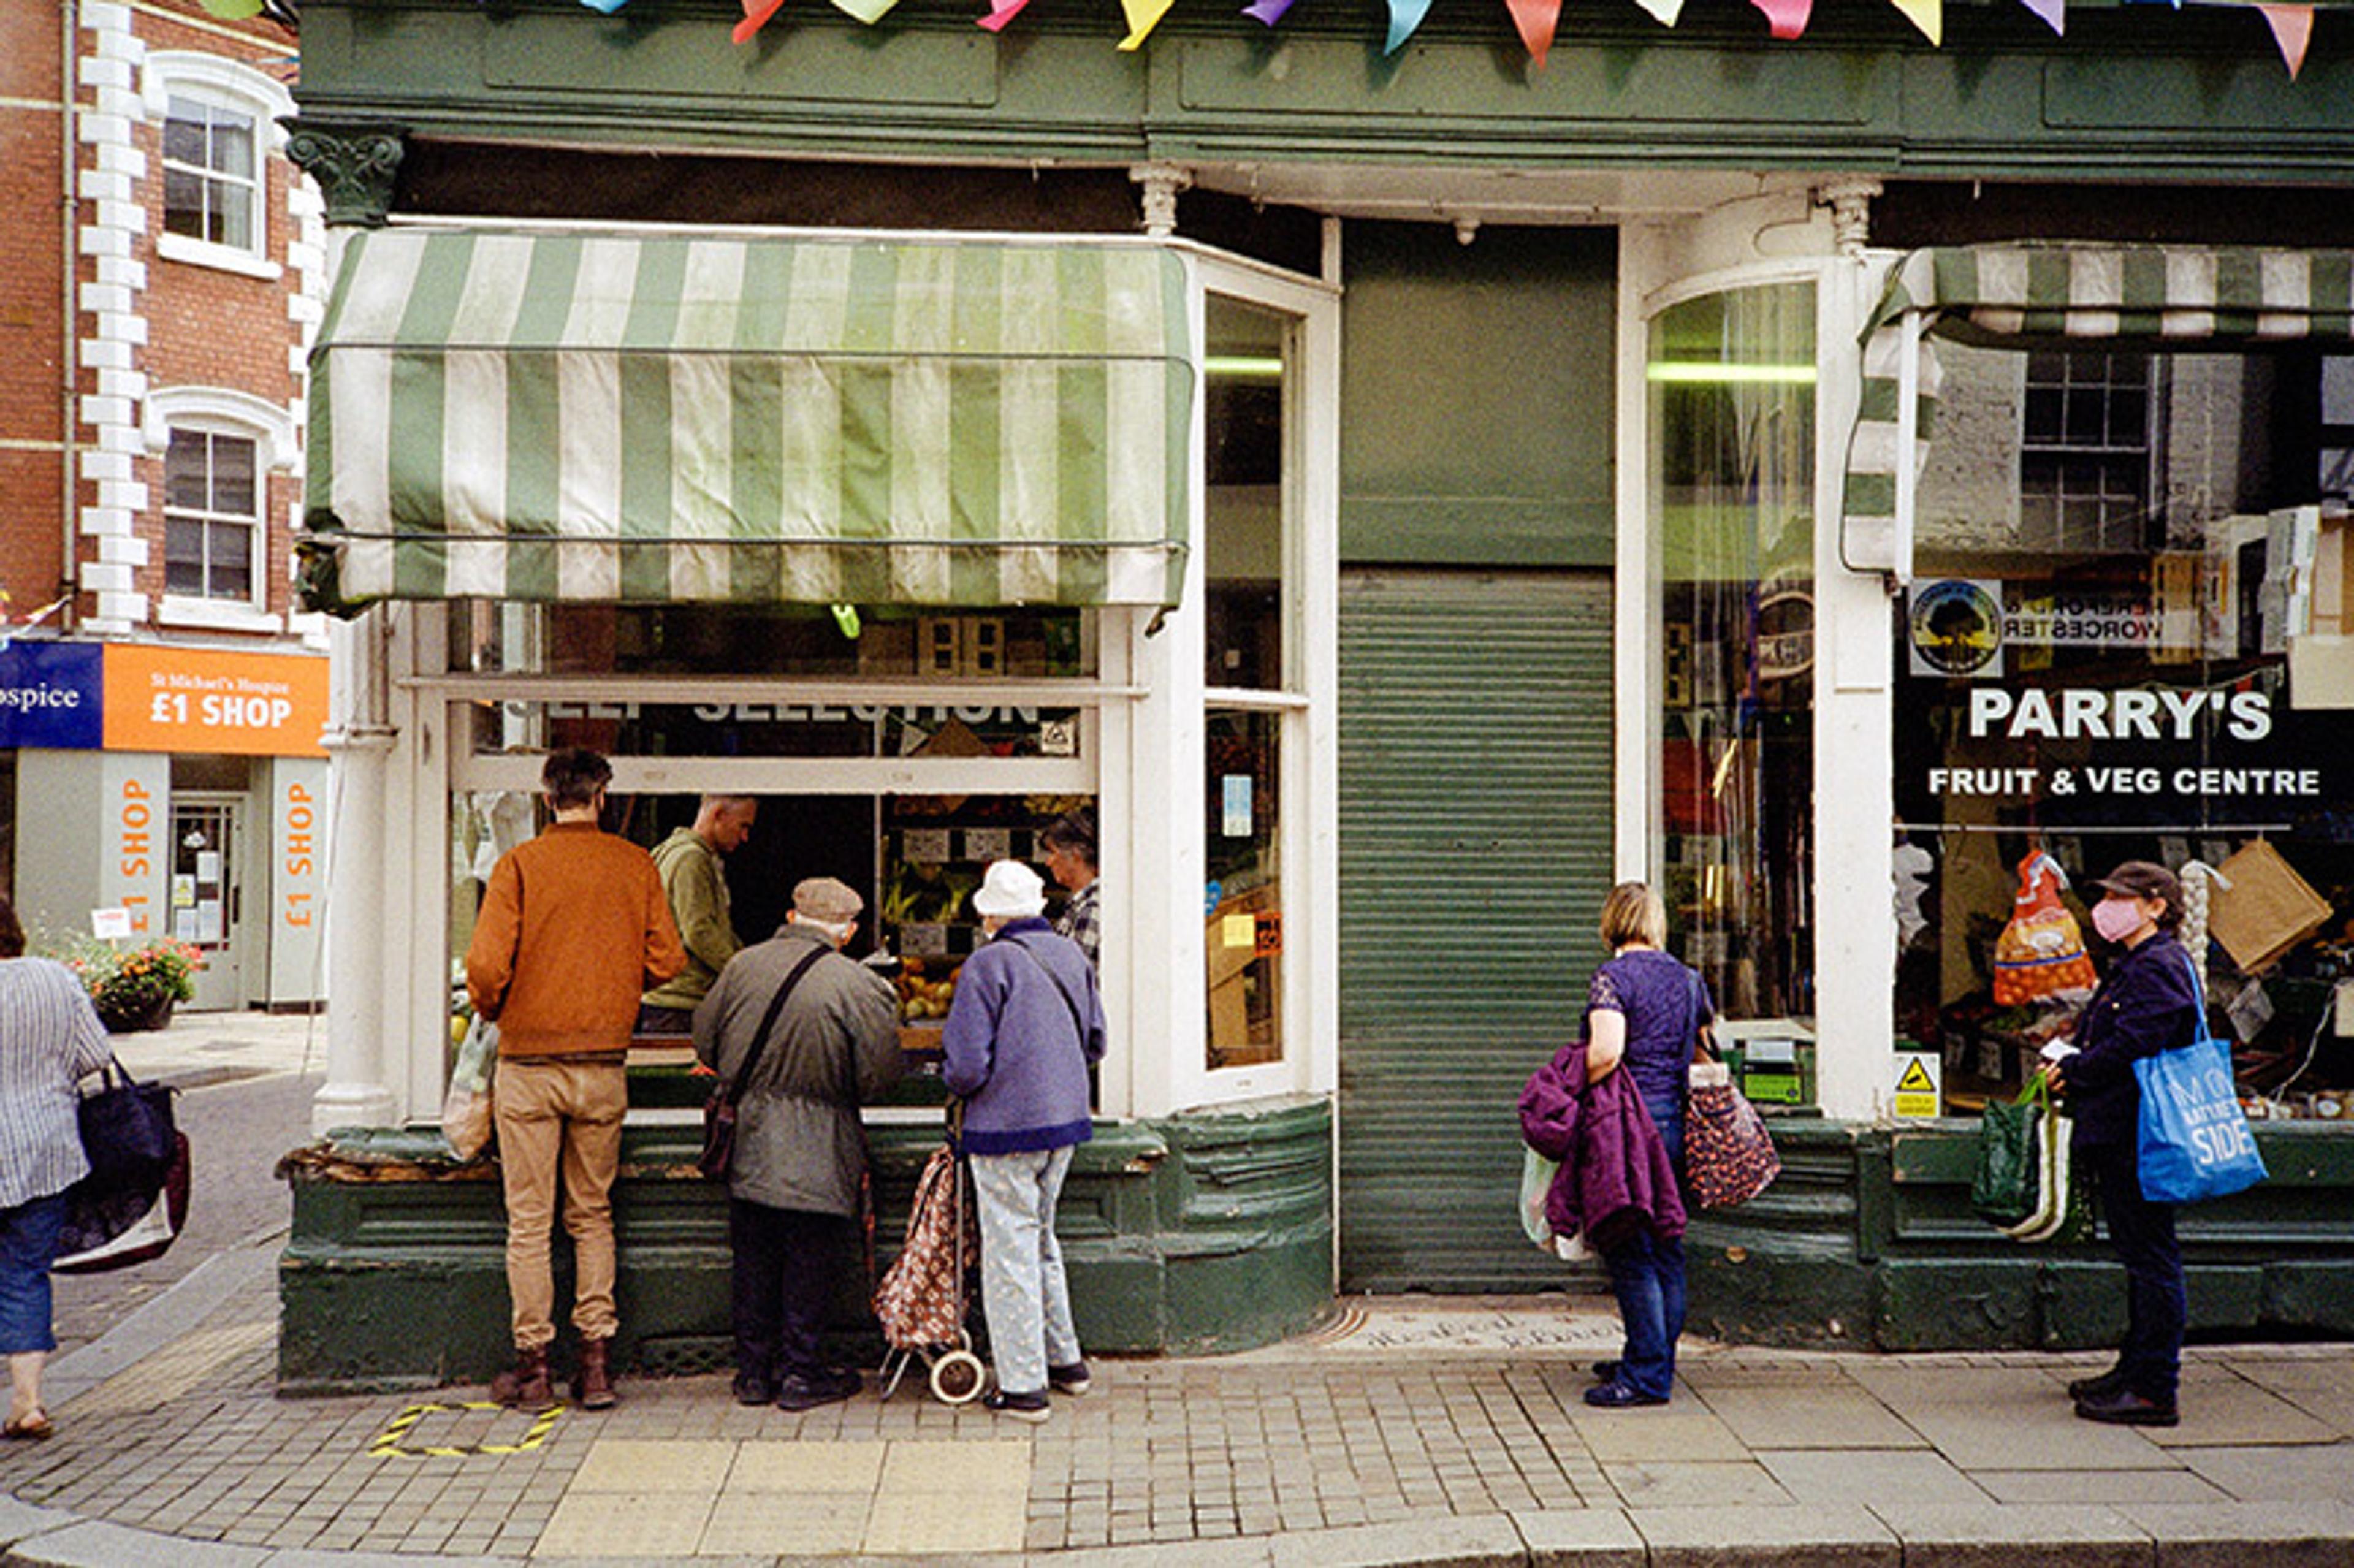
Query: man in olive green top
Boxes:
[{"xmin": 638, "ymin": 795, "xmax": 757, "ymax": 1035}]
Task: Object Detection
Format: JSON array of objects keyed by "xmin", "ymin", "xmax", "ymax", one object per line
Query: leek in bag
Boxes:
[{"xmin": 440, "ymin": 1016, "xmax": 499, "ymax": 1162}]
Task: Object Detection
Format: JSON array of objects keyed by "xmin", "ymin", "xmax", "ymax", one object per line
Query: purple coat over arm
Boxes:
[{"xmin": 1518, "ymin": 1040, "xmax": 1688, "ymax": 1252}]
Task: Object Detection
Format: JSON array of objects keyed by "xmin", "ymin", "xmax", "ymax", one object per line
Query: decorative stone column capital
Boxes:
[
  {"xmin": 1129, "ymin": 162, "xmax": 1194, "ymax": 238},
  {"xmin": 1814, "ymin": 178, "xmax": 1884, "ymax": 261},
  {"xmin": 282, "ymin": 119, "xmax": 407, "ymax": 229}
]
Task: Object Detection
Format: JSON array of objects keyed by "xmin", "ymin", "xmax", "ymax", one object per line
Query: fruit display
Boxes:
[{"xmin": 894, "ymin": 956, "xmax": 960, "ymax": 1020}]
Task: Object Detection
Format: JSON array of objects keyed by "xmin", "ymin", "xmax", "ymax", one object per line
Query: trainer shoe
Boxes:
[
  {"xmin": 2066, "ymin": 1367, "xmax": 2128, "ymax": 1401},
  {"xmin": 2074, "ymin": 1387, "xmax": 2179, "ymax": 1426},
  {"xmin": 983, "ymin": 1388, "xmax": 1051, "ymax": 1423},
  {"xmin": 1048, "ymin": 1361, "xmax": 1093, "ymax": 1396}
]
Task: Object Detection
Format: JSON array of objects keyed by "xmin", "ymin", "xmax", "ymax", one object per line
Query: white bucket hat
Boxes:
[{"xmin": 972, "ymin": 859, "xmax": 1047, "ymax": 919}]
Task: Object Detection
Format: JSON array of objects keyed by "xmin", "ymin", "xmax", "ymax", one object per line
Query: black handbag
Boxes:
[
  {"xmin": 56, "ymin": 1131, "xmax": 191, "ymax": 1274},
  {"xmin": 77, "ymin": 1057, "xmax": 178, "ymax": 1190},
  {"xmin": 699, "ymin": 945, "xmax": 829, "ymax": 1181}
]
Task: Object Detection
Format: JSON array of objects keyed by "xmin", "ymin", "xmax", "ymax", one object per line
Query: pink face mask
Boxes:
[{"xmin": 2090, "ymin": 897, "xmax": 2146, "ymax": 944}]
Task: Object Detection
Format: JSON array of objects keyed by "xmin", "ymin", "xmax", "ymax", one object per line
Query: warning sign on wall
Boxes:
[{"xmin": 1892, "ymin": 1052, "xmax": 1942, "ymax": 1119}]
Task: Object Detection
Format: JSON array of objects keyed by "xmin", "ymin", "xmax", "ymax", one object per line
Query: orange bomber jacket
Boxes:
[{"xmin": 465, "ymin": 821, "xmax": 687, "ymax": 1057}]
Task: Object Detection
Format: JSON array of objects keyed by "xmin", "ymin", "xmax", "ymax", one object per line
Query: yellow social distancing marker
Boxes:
[{"xmin": 368, "ymin": 1400, "xmax": 562, "ymax": 1459}]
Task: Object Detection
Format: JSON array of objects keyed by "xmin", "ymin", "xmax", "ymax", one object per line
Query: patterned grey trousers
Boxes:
[{"xmin": 970, "ymin": 1146, "xmax": 1081, "ymax": 1398}]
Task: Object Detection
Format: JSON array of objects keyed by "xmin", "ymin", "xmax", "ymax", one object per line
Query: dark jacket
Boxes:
[
  {"xmin": 692, "ymin": 924, "xmax": 903, "ymax": 1216},
  {"xmin": 942, "ymin": 917, "xmax": 1105, "ymax": 1155},
  {"xmin": 1520, "ymin": 1040, "xmax": 1688, "ymax": 1251},
  {"xmin": 2066, "ymin": 932, "xmax": 2201, "ymax": 1150}
]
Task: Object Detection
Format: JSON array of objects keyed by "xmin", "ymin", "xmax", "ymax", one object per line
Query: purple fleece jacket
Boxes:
[{"xmin": 1518, "ymin": 1040, "xmax": 1687, "ymax": 1252}]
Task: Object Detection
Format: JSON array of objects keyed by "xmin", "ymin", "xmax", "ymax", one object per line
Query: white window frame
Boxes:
[
  {"xmin": 143, "ymin": 53, "xmax": 291, "ymax": 280},
  {"xmin": 147, "ymin": 386, "xmax": 294, "ymax": 626}
]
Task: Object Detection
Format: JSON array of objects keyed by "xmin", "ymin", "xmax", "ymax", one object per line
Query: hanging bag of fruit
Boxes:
[{"xmin": 1992, "ymin": 850, "xmax": 2097, "ymax": 1006}]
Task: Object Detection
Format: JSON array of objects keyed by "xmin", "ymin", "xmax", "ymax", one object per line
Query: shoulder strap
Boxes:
[
  {"xmin": 1686, "ymin": 966, "xmax": 1718, "ymax": 1064},
  {"xmin": 723, "ymin": 944, "xmax": 830, "ymax": 1107},
  {"xmin": 1002, "ymin": 935, "xmax": 1088, "ymax": 1051}
]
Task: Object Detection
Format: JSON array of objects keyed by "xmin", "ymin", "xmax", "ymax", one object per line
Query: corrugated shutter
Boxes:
[{"xmin": 1337, "ymin": 568, "xmax": 1617, "ymax": 1291}]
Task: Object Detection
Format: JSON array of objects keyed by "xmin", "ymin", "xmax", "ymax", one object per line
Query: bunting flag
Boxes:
[
  {"xmin": 1887, "ymin": 0, "xmax": 1941, "ymax": 40},
  {"xmin": 1243, "ymin": 0, "xmax": 1300, "ymax": 23},
  {"xmin": 977, "ymin": 0, "xmax": 1032, "ymax": 31},
  {"xmin": 2257, "ymin": 4, "xmax": 2315, "ymax": 77},
  {"xmin": 2014, "ymin": 0, "xmax": 2063, "ymax": 32},
  {"xmin": 197, "ymin": 0, "xmax": 266, "ymax": 16},
  {"xmin": 1119, "ymin": 0, "xmax": 1178, "ymax": 48},
  {"xmin": 831, "ymin": 0, "xmax": 900, "ymax": 20},
  {"xmin": 579, "ymin": 0, "xmax": 630, "ymax": 12},
  {"xmin": 1750, "ymin": 0, "xmax": 1811, "ymax": 36},
  {"xmin": 1386, "ymin": 0, "xmax": 1435, "ymax": 51},
  {"xmin": 1633, "ymin": 0, "xmax": 1683, "ymax": 21},
  {"xmin": 1505, "ymin": 0, "xmax": 1562, "ymax": 62},
  {"xmin": 733, "ymin": 0, "xmax": 785, "ymax": 39}
]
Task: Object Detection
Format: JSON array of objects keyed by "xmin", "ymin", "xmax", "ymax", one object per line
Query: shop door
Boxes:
[
  {"xmin": 171, "ymin": 796, "xmax": 244, "ymax": 1011},
  {"xmin": 1336, "ymin": 569, "xmax": 1616, "ymax": 1290}
]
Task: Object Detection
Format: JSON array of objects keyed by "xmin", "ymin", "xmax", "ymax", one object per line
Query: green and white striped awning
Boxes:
[
  {"xmin": 1843, "ymin": 244, "xmax": 2354, "ymax": 578},
  {"xmin": 300, "ymin": 227, "xmax": 1195, "ymax": 614}
]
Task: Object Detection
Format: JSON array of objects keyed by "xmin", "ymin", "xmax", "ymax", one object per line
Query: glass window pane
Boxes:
[
  {"xmin": 162, "ymin": 104, "xmax": 205, "ymax": 166},
  {"xmin": 162, "ymin": 169, "xmax": 204, "ymax": 240},
  {"xmin": 213, "ymin": 435, "xmax": 257, "ymax": 513},
  {"xmin": 212, "ymin": 110, "xmax": 256, "ymax": 178},
  {"xmin": 1205, "ymin": 298, "xmax": 1290, "ymax": 691},
  {"xmin": 164, "ymin": 519, "xmax": 204, "ymax": 595},
  {"xmin": 212, "ymin": 524, "xmax": 253, "ymax": 599},
  {"xmin": 2023, "ymin": 387, "xmax": 2063, "ymax": 443},
  {"xmin": 2323, "ymin": 357, "xmax": 2354, "ymax": 424},
  {"xmin": 2108, "ymin": 386, "xmax": 2148, "ymax": 444},
  {"xmin": 164, "ymin": 431, "xmax": 208, "ymax": 509},
  {"xmin": 2065, "ymin": 389, "xmax": 2104, "ymax": 444},
  {"xmin": 1204, "ymin": 707, "xmax": 1281, "ymax": 1070}
]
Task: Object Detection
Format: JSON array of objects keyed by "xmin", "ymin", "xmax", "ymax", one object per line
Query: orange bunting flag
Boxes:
[
  {"xmin": 2257, "ymin": 4, "xmax": 2314, "ymax": 79},
  {"xmin": 733, "ymin": 0, "xmax": 786, "ymax": 42},
  {"xmin": 1749, "ymin": 0, "xmax": 1810, "ymax": 35},
  {"xmin": 1506, "ymin": 0, "xmax": 1562, "ymax": 62},
  {"xmin": 1887, "ymin": 0, "xmax": 1940, "ymax": 41},
  {"xmin": 977, "ymin": 0, "xmax": 1032, "ymax": 28}
]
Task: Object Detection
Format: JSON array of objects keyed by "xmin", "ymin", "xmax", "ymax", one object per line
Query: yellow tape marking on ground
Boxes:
[{"xmin": 367, "ymin": 1399, "xmax": 562, "ymax": 1459}]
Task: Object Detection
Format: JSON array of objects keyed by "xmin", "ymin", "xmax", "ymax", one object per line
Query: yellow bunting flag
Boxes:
[
  {"xmin": 1506, "ymin": 0, "xmax": 1563, "ymax": 63},
  {"xmin": 1887, "ymin": 0, "xmax": 1940, "ymax": 42},
  {"xmin": 2256, "ymin": 4, "xmax": 2314, "ymax": 79},
  {"xmin": 1119, "ymin": 0, "xmax": 1178, "ymax": 48}
]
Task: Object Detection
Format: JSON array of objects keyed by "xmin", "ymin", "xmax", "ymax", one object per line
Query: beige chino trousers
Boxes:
[{"xmin": 493, "ymin": 1057, "xmax": 627, "ymax": 1350}]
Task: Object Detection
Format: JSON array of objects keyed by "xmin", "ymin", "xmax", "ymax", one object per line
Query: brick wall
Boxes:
[{"xmin": 0, "ymin": 4, "xmax": 69, "ymax": 612}]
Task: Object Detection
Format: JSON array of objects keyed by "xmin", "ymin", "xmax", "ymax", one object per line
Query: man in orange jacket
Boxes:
[{"xmin": 467, "ymin": 747, "xmax": 685, "ymax": 1412}]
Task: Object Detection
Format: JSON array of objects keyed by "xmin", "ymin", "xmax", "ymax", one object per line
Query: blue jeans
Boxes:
[
  {"xmin": 1600, "ymin": 1091, "xmax": 1687, "ymax": 1402},
  {"xmin": 0, "ymin": 1193, "xmax": 69, "ymax": 1357},
  {"xmin": 2088, "ymin": 1141, "xmax": 2183, "ymax": 1404}
]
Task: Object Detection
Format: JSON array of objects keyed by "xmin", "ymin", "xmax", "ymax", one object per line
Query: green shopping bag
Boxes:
[
  {"xmin": 2003, "ymin": 1083, "xmax": 2091, "ymax": 1244},
  {"xmin": 1971, "ymin": 1077, "xmax": 2043, "ymax": 1230}
]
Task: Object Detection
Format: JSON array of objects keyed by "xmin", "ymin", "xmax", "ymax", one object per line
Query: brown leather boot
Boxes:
[
  {"xmin": 574, "ymin": 1337, "xmax": 617, "ymax": 1410},
  {"xmin": 489, "ymin": 1347, "xmax": 556, "ymax": 1412}
]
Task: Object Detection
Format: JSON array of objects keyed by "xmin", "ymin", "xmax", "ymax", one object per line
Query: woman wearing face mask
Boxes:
[{"xmin": 2041, "ymin": 860, "xmax": 2198, "ymax": 1427}]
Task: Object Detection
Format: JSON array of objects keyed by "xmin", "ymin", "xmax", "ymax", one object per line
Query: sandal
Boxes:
[{"xmin": 2, "ymin": 1410, "xmax": 54, "ymax": 1441}]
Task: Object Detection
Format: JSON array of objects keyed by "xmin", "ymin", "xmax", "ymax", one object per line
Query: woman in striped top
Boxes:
[{"xmin": 0, "ymin": 896, "xmax": 112, "ymax": 1441}]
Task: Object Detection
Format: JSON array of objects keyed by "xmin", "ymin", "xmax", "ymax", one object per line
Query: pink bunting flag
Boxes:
[
  {"xmin": 1505, "ymin": 0, "xmax": 1561, "ymax": 63},
  {"xmin": 2013, "ymin": 0, "xmax": 2062, "ymax": 34},
  {"xmin": 2257, "ymin": 4, "xmax": 2314, "ymax": 79},
  {"xmin": 733, "ymin": 0, "xmax": 785, "ymax": 42},
  {"xmin": 1243, "ymin": 0, "xmax": 1297, "ymax": 23},
  {"xmin": 1748, "ymin": 0, "xmax": 1810, "ymax": 35},
  {"xmin": 977, "ymin": 0, "xmax": 1031, "ymax": 29}
]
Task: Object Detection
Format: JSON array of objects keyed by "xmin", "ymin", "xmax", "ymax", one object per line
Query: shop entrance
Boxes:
[{"xmin": 171, "ymin": 793, "xmax": 245, "ymax": 1010}]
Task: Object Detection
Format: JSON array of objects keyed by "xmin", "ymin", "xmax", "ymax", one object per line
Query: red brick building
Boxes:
[{"xmin": 1, "ymin": 0, "xmax": 327, "ymax": 1011}]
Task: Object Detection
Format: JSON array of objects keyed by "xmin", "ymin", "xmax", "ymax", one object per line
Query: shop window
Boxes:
[
  {"xmin": 1204, "ymin": 300, "xmax": 1292, "ymax": 693},
  {"xmin": 1648, "ymin": 283, "xmax": 1817, "ymax": 1040},
  {"xmin": 2322, "ymin": 356, "xmax": 2354, "ymax": 504},
  {"xmin": 164, "ymin": 427, "xmax": 259, "ymax": 603},
  {"xmin": 1898, "ymin": 343, "xmax": 2354, "ymax": 1119},
  {"xmin": 162, "ymin": 93, "xmax": 261, "ymax": 255}
]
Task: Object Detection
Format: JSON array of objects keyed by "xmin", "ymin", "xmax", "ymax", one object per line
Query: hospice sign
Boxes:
[{"xmin": 102, "ymin": 645, "xmax": 328, "ymax": 758}]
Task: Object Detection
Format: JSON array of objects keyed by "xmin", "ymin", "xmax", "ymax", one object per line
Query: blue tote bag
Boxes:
[{"xmin": 2135, "ymin": 952, "xmax": 2266, "ymax": 1205}]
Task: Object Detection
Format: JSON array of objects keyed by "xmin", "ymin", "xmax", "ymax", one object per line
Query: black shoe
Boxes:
[
  {"xmin": 1583, "ymin": 1380, "xmax": 1669, "ymax": 1409},
  {"xmin": 2074, "ymin": 1387, "xmax": 2179, "ymax": 1427},
  {"xmin": 1590, "ymin": 1360, "xmax": 1621, "ymax": 1383},
  {"xmin": 775, "ymin": 1367, "xmax": 861, "ymax": 1412},
  {"xmin": 732, "ymin": 1371, "xmax": 776, "ymax": 1407},
  {"xmin": 2066, "ymin": 1367, "xmax": 2128, "ymax": 1402},
  {"xmin": 983, "ymin": 1387, "xmax": 1051, "ymax": 1423},
  {"xmin": 1048, "ymin": 1361, "xmax": 1092, "ymax": 1396}
]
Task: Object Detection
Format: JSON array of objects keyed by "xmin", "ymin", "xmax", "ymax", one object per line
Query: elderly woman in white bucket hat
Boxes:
[{"xmin": 942, "ymin": 859, "xmax": 1107, "ymax": 1422}]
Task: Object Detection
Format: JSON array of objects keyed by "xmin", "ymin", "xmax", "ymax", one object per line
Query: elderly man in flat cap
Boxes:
[{"xmin": 693, "ymin": 877, "xmax": 901, "ymax": 1411}]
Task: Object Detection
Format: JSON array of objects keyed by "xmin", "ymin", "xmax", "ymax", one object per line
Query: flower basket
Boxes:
[{"xmin": 47, "ymin": 935, "xmax": 203, "ymax": 1033}]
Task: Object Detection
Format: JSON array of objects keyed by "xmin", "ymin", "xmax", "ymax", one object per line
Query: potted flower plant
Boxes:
[{"xmin": 58, "ymin": 935, "xmax": 204, "ymax": 1033}]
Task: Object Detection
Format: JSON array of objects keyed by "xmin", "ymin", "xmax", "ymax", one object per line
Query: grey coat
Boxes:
[{"xmin": 692, "ymin": 924, "xmax": 903, "ymax": 1217}]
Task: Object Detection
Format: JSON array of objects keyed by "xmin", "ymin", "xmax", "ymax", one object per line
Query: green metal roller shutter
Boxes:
[{"xmin": 1337, "ymin": 568, "xmax": 1617, "ymax": 1291}]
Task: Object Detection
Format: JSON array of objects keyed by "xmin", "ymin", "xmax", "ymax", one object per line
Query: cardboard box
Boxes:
[{"xmin": 2209, "ymin": 839, "xmax": 2334, "ymax": 975}]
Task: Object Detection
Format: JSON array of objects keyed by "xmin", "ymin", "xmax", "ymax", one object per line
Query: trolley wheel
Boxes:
[{"xmin": 931, "ymin": 1349, "xmax": 987, "ymax": 1405}]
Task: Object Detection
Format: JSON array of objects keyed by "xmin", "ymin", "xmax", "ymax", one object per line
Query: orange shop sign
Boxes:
[{"xmin": 102, "ymin": 645, "xmax": 328, "ymax": 758}]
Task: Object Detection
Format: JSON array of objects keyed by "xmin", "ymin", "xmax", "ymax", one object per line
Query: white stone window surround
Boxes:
[
  {"xmin": 141, "ymin": 51, "xmax": 292, "ymax": 280},
  {"xmin": 145, "ymin": 385, "xmax": 295, "ymax": 621}
]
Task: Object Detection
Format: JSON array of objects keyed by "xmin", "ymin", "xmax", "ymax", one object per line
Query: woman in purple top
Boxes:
[{"xmin": 1581, "ymin": 881, "xmax": 1712, "ymax": 1408}]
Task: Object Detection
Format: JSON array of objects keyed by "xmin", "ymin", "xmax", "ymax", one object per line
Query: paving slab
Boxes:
[
  {"xmin": 726, "ymin": 1439, "xmax": 886, "ymax": 1491},
  {"xmin": 2172, "ymin": 1444, "xmax": 2354, "ymax": 1504},
  {"xmin": 1865, "ymin": 1500, "xmax": 2151, "ymax": 1568},
  {"xmin": 0, "ymin": 1518, "xmax": 272, "ymax": 1566},
  {"xmin": 2142, "ymin": 1380, "xmax": 2341, "ymax": 1448},
  {"xmin": 2269, "ymin": 1389, "xmax": 2354, "ymax": 1438},
  {"xmin": 1842, "ymin": 1364, "xmax": 2063, "ymax": 1408},
  {"xmin": 1693, "ymin": 1385, "xmax": 1926, "ymax": 1450},
  {"xmin": 529, "ymin": 1488, "xmax": 717, "ymax": 1558},
  {"xmin": 1566, "ymin": 1409, "xmax": 1749, "ymax": 1464},
  {"xmin": 699, "ymin": 1490, "xmax": 870, "ymax": 1555},
  {"xmin": 859, "ymin": 1482, "xmax": 1027, "ymax": 1555},
  {"xmin": 257, "ymin": 1554, "xmax": 522, "ymax": 1567},
  {"xmin": 1046, "ymin": 1539, "xmax": 1277, "ymax": 1568},
  {"xmin": 1507, "ymin": 1505, "xmax": 1646, "ymax": 1567},
  {"xmin": 1597, "ymin": 1460, "xmax": 1789, "ymax": 1509},
  {"xmin": 1758, "ymin": 1447, "xmax": 1990, "ymax": 1507},
  {"xmin": 566, "ymin": 1438, "xmax": 734, "ymax": 1493},
  {"xmin": 1971, "ymin": 1467, "xmax": 2230, "ymax": 1505},
  {"xmin": 1627, "ymin": 1501, "xmax": 1899, "ymax": 1567},
  {"xmin": 1896, "ymin": 1402, "xmax": 2176, "ymax": 1471},
  {"xmin": 1266, "ymin": 1513, "xmax": 1528, "ymax": 1568},
  {"xmin": 2222, "ymin": 1358, "xmax": 2354, "ymax": 1395},
  {"xmin": 2117, "ymin": 1499, "xmax": 2354, "ymax": 1568},
  {"xmin": 0, "ymin": 1498, "xmax": 77, "ymax": 1551}
]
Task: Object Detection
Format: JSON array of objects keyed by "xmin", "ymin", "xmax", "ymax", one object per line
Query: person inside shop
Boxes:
[
  {"xmin": 639, "ymin": 794, "xmax": 758, "ymax": 1037},
  {"xmin": 1040, "ymin": 809, "xmax": 1101, "ymax": 975},
  {"xmin": 1578, "ymin": 881, "xmax": 1709, "ymax": 1409},
  {"xmin": 2040, "ymin": 860, "xmax": 2198, "ymax": 1428},
  {"xmin": 694, "ymin": 877, "xmax": 902, "ymax": 1412},
  {"xmin": 467, "ymin": 747, "xmax": 686, "ymax": 1414},
  {"xmin": 942, "ymin": 860, "xmax": 1107, "ymax": 1422},
  {"xmin": 0, "ymin": 895, "xmax": 113, "ymax": 1442}
]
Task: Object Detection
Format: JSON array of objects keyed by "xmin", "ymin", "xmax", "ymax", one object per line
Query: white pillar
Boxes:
[{"xmin": 311, "ymin": 610, "xmax": 400, "ymax": 1133}]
